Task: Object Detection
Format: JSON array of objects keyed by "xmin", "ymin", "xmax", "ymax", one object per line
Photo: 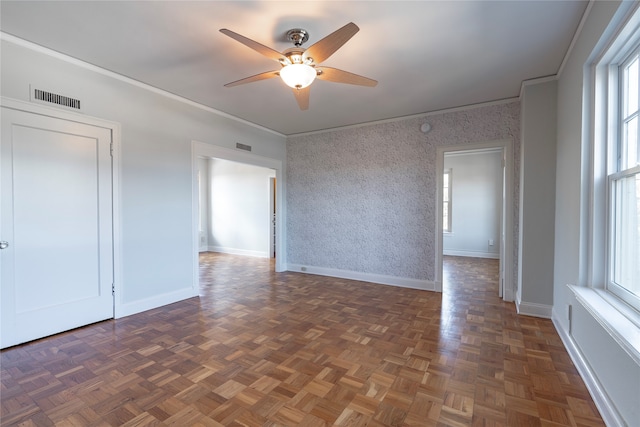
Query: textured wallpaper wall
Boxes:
[{"xmin": 287, "ymin": 101, "xmax": 520, "ymax": 282}]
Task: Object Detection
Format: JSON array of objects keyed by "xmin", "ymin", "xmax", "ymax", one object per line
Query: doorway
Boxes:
[
  {"xmin": 198, "ymin": 157, "xmax": 276, "ymax": 258},
  {"xmin": 191, "ymin": 141, "xmax": 285, "ymax": 288},
  {"xmin": 435, "ymin": 139, "xmax": 514, "ymax": 302}
]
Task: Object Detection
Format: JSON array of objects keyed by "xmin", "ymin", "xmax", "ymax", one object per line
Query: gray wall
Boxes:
[
  {"xmin": 554, "ymin": 1, "xmax": 618, "ymax": 325},
  {"xmin": 443, "ymin": 150, "xmax": 502, "ymax": 258},
  {"xmin": 287, "ymin": 102, "xmax": 520, "ymax": 283},
  {"xmin": 0, "ymin": 39, "xmax": 286, "ymax": 315},
  {"xmin": 518, "ymin": 79, "xmax": 557, "ymax": 310}
]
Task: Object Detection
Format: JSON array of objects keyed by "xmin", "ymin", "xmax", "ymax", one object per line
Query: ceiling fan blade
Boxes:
[
  {"xmin": 224, "ymin": 70, "xmax": 280, "ymax": 87},
  {"xmin": 292, "ymin": 86, "xmax": 310, "ymax": 110},
  {"xmin": 303, "ymin": 22, "xmax": 359, "ymax": 64},
  {"xmin": 220, "ymin": 29, "xmax": 285, "ymax": 62},
  {"xmin": 316, "ymin": 67, "xmax": 378, "ymax": 87}
]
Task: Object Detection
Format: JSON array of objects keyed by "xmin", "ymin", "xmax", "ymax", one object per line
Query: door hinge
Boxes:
[
  {"xmin": 109, "ymin": 142, "xmax": 114, "ymax": 157},
  {"xmin": 112, "ymin": 283, "xmax": 115, "ymax": 296}
]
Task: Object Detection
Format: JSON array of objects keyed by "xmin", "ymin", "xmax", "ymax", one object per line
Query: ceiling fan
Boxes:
[{"xmin": 219, "ymin": 22, "xmax": 378, "ymax": 110}]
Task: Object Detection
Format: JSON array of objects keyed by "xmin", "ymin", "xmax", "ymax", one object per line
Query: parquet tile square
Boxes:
[{"xmin": 0, "ymin": 254, "xmax": 606, "ymax": 426}]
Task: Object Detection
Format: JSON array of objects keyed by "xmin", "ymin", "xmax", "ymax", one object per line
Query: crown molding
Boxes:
[
  {"xmin": 287, "ymin": 97, "xmax": 520, "ymax": 138},
  {"xmin": 0, "ymin": 32, "xmax": 286, "ymax": 138}
]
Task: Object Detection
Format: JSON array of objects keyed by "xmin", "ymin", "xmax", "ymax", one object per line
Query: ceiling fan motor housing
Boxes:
[{"xmin": 282, "ymin": 48, "xmax": 312, "ymax": 66}]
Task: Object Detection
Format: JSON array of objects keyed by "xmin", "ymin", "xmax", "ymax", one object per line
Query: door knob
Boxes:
[{"xmin": 0, "ymin": 241, "xmax": 9, "ymax": 249}]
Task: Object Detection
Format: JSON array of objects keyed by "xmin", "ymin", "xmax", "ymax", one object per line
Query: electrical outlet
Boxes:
[
  {"xmin": 301, "ymin": 266, "xmax": 307, "ymax": 272},
  {"xmin": 488, "ymin": 239, "xmax": 494, "ymax": 246}
]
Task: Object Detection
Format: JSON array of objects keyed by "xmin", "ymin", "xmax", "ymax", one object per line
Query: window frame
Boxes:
[
  {"xmin": 606, "ymin": 165, "xmax": 640, "ymax": 309},
  {"xmin": 607, "ymin": 44, "xmax": 640, "ymax": 311},
  {"xmin": 618, "ymin": 48, "xmax": 639, "ymax": 172},
  {"xmin": 592, "ymin": 6, "xmax": 640, "ymax": 314}
]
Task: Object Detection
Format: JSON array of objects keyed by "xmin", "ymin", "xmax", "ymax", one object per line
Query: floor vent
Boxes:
[
  {"xmin": 33, "ymin": 89, "xmax": 81, "ymax": 110},
  {"xmin": 236, "ymin": 143, "xmax": 252, "ymax": 152}
]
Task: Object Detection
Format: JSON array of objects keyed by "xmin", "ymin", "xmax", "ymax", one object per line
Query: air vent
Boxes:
[
  {"xmin": 236, "ymin": 143, "xmax": 252, "ymax": 152},
  {"xmin": 33, "ymin": 89, "xmax": 81, "ymax": 110}
]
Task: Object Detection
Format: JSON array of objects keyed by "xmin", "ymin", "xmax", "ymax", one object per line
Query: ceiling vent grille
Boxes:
[
  {"xmin": 236, "ymin": 143, "xmax": 252, "ymax": 152},
  {"xmin": 33, "ymin": 89, "xmax": 81, "ymax": 110}
]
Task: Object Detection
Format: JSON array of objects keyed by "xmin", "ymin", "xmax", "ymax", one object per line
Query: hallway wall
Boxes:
[{"xmin": 207, "ymin": 158, "xmax": 275, "ymax": 258}]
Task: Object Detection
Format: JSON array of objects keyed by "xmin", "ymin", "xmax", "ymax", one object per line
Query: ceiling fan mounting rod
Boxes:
[{"xmin": 286, "ymin": 28, "xmax": 309, "ymax": 47}]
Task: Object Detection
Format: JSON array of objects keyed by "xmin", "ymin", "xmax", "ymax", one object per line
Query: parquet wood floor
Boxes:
[{"xmin": 1, "ymin": 254, "xmax": 605, "ymax": 426}]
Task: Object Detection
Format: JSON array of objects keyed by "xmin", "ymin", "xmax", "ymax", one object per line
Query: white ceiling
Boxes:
[{"xmin": 0, "ymin": 1, "xmax": 588, "ymax": 136}]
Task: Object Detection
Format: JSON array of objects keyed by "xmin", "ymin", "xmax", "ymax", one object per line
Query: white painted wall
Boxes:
[
  {"xmin": 0, "ymin": 37, "xmax": 287, "ymax": 317},
  {"xmin": 552, "ymin": 1, "xmax": 640, "ymax": 425},
  {"xmin": 208, "ymin": 158, "xmax": 275, "ymax": 257},
  {"xmin": 443, "ymin": 150, "xmax": 502, "ymax": 259},
  {"xmin": 518, "ymin": 79, "xmax": 557, "ymax": 313}
]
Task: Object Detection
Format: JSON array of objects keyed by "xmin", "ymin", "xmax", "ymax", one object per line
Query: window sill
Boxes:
[{"xmin": 568, "ymin": 285, "xmax": 640, "ymax": 366}]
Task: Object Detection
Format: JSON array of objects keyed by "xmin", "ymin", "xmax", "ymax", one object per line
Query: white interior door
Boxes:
[{"xmin": 1, "ymin": 106, "xmax": 114, "ymax": 348}]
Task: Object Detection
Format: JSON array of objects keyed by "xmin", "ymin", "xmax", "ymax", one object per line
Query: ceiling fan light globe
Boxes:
[{"xmin": 280, "ymin": 64, "xmax": 316, "ymax": 89}]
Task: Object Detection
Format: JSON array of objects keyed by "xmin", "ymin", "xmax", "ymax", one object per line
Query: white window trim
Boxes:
[
  {"xmin": 593, "ymin": 5, "xmax": 640, "ymax": 300},
  {"xmin": 579, "ymin": 0, "xmax": 640, "ymax": 366},
  {"xmin": 607, "ymin": 165, "xmax": 640, "ymax": 309},
  {"xmin": 604, "ymin": 45, "xmax": 640, "ymax": 311}
]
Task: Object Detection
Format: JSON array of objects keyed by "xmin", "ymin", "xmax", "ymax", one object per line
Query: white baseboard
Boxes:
[
  {"xmin": 443, "ymin": 249, "xmax": 499, "ymax": 259},
  {"xmin": 209, "ymin": 246, "xmax": 269, "ymax": 258},
  {"xmin": 115, "ymin": 287, "xmax": 198, "ymax": 318},
  {"xmin": 286, "ymin": 263, "xmax": 435, "ymax": 291},
  {"xmin": 515, "ymin": 299, "xmax": 552, "ymax": 318},
  {"xmin": 552, "ymin": 312, "xmax": 625, "ymax": 427}
]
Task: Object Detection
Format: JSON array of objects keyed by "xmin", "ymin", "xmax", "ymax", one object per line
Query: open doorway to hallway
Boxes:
[
  {"xmin": 192, "ymin": 141, "xmax": 285, "ymax": 292},
  {"xmin": 442, "ymin": 149, "xmax": 502, "ymax": 296},
  {"xmin": 436, "ymin": 139, "xmax": 514, "ymax": 302},
  {"xmin": 197, "ymin": 157, "xmax": 276, "ymax": 259}
]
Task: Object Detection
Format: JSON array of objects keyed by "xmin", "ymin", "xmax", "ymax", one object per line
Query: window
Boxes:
[
  {"xmin": 608, "ymin": 48, "xmax": 640, "ymax": 310},
  {"xmin": 443, "ymin": 169, "xmax": 452, "ymax": 232},
  {"xmin": 578, "ymin": 2, "xmax": 640, "ymax": 363}
]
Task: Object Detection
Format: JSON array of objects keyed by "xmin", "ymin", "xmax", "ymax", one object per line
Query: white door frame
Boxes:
[
  {"xmin": 435, "ymin": 139, "xmax": 514, "ymax": 302},
  {"xmin": 191, "ymin": 141, "xmax": 285, "ymax": 280},
  {"xmin": 0, "ymin": 96, "xmax": 123, "ymax": 316},
  {"xmin": 269, "ymin": 177, "xmax": 276, "ymax": 259}
]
